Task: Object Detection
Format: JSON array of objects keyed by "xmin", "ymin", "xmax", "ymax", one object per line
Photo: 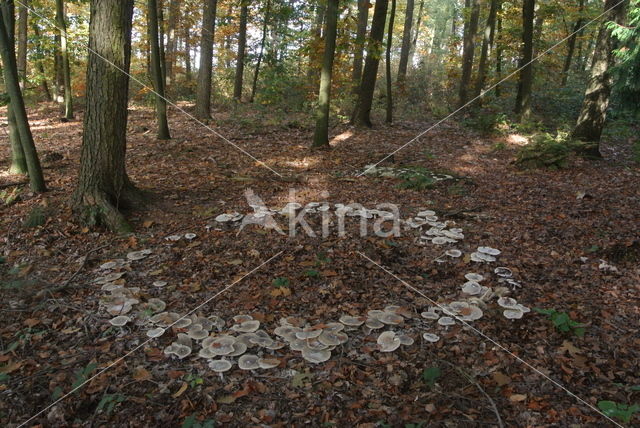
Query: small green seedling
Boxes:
[
  {"xmin": 181, "ymin": 414, "xmax": 216, "ymax": 428},
  {"xmin": 271, "ymin": 277, "xmax": 290, "ymax": 287},
  {"xmin": 72, "ymin": 362, "xmax": 98, "ymax": 390},
  {"xmin": 422, "ymin": 366, "xmax": 442, "ymax": 388},
  {"xmin": 534, "ymin": 308, "xmax": 586, "ymax": 337},
  {"xmin": 304, "ymin": 269, "xmax": 320, "ymax": 278},
  {"xmin": 96, "ymin": 393, "xmax": 127, "ymax": 415},
  {"xmin": 597, "ymin": 400, "xmax": 640, "ymax": 423}
]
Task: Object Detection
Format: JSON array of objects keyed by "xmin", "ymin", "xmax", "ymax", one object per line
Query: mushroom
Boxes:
[
  {"xmin": 152, "ymin": 281, "xmax": 168, "ymax": 288},
  {"xmin": 497, "ymin": 297, "xmax": 518, "ymax": 309},
  {"xmin": 462, "ymin": 281, "xmax": 483, "ymax": 295},
  {"xmin": 431, "ymin": 237, "xmax": 449, "ymax": 245},
  {"xmin": 208, "ymin": 315, "xmax": 225, "ymax": 330},
  {"xmin": 398, "ymin": 334, "xmax": 414, "ymax": 346},
  {"xmin": 420, "ymin": 311, "xmax": 440, "ymax": 320},
  {"xmin": 101, "ymin": 283, "xmax": 123, "ymax": 292},
  {"xmin": 446, "ymin": 249, "xmax": 462, "ymax": 258},
  {"xmin": 171, "ymin": 344, "xmax": 192, "ymax": 359},
  {"xmin": 301, "ymin": 348, "xmax": 331, "ymax": 364},
  {"xmin": 238, "ymin": 354, "xmax": 261, "ymax": 370},
  {"xmin": 109, "ymin": 315, "xmax": 131, "ymax": 327},
  {"xmin": 378, "ymin": 312, "xmax": 404, "ymax": 325},
  {"xmin": 127, "ymin": 250, "xmax": 149, "ymax": 261},
  {"xmin": 417, "ymin": 210, "xmax": 436, "ymax": 218},
  {"xmin": 233, "ymin": 314, "xmax": 254, "ymax": 323},
  {"xmin": 437, "ymin": 317, "xmax": 456, "ymax": 326},
  {"xmin": 503, "ymin": 308, "xmax": 524, "ymax": 320},
  {"xmin": 198, "ymin": 347, "xmax": 216, "ymax": 359},
  {"xmin": 165, "ymin": 235, "xmax": 182, "ymax": 242},
  {"xmin": 323, "ymin": 323, "xmax": 345, "ymax": 333},
  {"xmin": 208, "ymin": 337, "xmax": 236, "ymax": 356},
  {"xmin": 289, "ymin": 338, "xmax": 306, "ymax": 351},
  {"xmin": 174, "ymin": 317, "xmax": 193, "ymax": 329},
  {"xmin": 147, "ymin": 298, "xmax": 166, "ymax": 313},
  {"xmin": 274, "ymin": 326, "xmax": 302, "ymax": 341},
  {"xmin": 478, "ymin": 246, "xmax": 501, "ymax": 256},
  {"xmin": 99, "ymin": 261, "xmax": 120, "ymax": 270},
  {"xmin": 461, "ymin": 305, "xmax": 484, "ymax": 321},
  {"xmin": 231, "ymin": 320, "xmax": 260, "ymax": 333},
  {"xmin": 209, "ymin": 359, "xmax": 233, "ymax": 373},
  {"xmin": 318, "ymin": 331, "xmax": 348, "ymax": 346},
  {"xmin": 150, "ymin": 312, "xmax": 180, "ymax": 326},
  {"xmin": 184, "ymin": 233, "xmax": 197, "ymax": 240},
  {"xmin": 147, "ymin": 327, "xmax": 166, "ymax": 338},
  {"xmin": 377, "ymin": 331, "xmax": 401, "ymax": 352},
  {"xmin": 339, "ymin": 315, "xmax": 365, "ymax": 327},
  {"xmin": 494, "ymin": 267, "xmax": 513, "ymax": 278},
  {"xmin": 235, "ymin": 332, "xmax": 258, "ymax": 347},
  {"xmin": 187, "ymin": 324, "xmax": 209, "ymax": 340},
  {"xmin": 422, "ymin": 333, "xmax": 440, "ymax": 343},
  {"xmin": 365, "ymin": 318, "xmax": 385, "ymax": 329},
  {"xmin": 258, "ymin": 358, "xmax": 280, "ymax": 369},
  {"xmin": 471, "ymin": 252, "xmax": 496, "ymax": 262},
  {"xmin": 228, "ymin": 342, "xmax": 248, "ymax": 357}
]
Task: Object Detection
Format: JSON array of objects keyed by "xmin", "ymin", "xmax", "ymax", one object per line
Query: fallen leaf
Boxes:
[
  {"xmin": 509, "ymin": 394, "xmax": 527, "ymax": 402},
  {"xmin": 172, "ymin": 382, "xmax": 188, "ymax": 398}
]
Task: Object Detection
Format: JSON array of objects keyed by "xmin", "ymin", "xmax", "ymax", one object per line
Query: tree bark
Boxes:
[
  {"xmin": 408, "ymin": 0, "xmax": 424, "ymax": 68},
  {"xmin": 184, "ymin": 27, "xmax": 191, "ymax": 81},
  {"xmin": 0, "ymin": 0, "xmax": 45, "ymax": 191},
  {"xmin": 56, "ymin": 0, "xmax": 73, "ymax": 119},
  {"xmin": 195, "ymin": 0, "xmax": 217, "ymax": 119},
  {"xmin": 514, "ymin": 0, "xmax": 535, "ymax": 121},
  {"xmin": 312, "ymin": 0, "xmax": 339, "ymax": 149},
  {"xmin": 397, "ymin": 0, "xmax": 413, "ymax": 84},
  {"xmin": 473, "ymin": 0, "xmax": 499, "ymax": 99},
  {"xmin": 16, "ymin": 0, "xmax": 27, "ymax": 88},
  {"xmin": 165, "ymin": 0, "xmax": 180, "ymax": 85},
  {"xmin": 458, "ymin": 0, "xmax": 480, "ymax": 107},
  {"xmin": 495, "ymin": 15, "xmax": 502, "ymax": 97},
  {"xmin": 233, "ymin": 0, "xmax": 248, "ymax": 101},
  {"xmin": 148, "ymin": 0, "xmax": 171, "ymax": 139},
  {"xmin": 31, "ymin": 23, "xmax": 52, "ymax": 101},
  {"xmin": 157, "ymin": 0, "xmax": 167, "ymax": 86},
  {"xmin": 571, "ymin": 0, "xmax": 628, "ymax": 149},
  {"xmin": 561, "ymin": 0, "xmax": 585, "ymax": 87},
  {"xmin": 352, "ymin": 0, "xmax": 369, "ymax": 92},
  {"xmin": 73, "ymin": 0, "xmax": 139, "ymax": 233},
  {"xmin": 307, "ymin": 0, "xmax": 326, "ymax": 83},
  {"xmin": 250, "ymin": 0, "xmax": 271, "ymax": 103},
  {"xmin": 353, "ymin": 0, "xmax": 389, "ymax": 127},
  {"xmin": 385, "ymin": 0, "xmax": 396, "ymax": 123}
]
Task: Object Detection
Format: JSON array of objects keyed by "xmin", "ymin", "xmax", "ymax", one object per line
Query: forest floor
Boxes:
[{"xmin": 1, "ymin": 102, "xmax": 639, "ymax": 427}]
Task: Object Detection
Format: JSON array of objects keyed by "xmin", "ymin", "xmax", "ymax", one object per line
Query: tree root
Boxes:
[{"xmin": 73, "ymin": 184, "xmax": 146, "ymax": 234}]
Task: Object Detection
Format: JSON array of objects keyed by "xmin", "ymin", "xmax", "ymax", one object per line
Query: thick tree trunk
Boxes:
[
  {"xmin": 397, "ymin": 0, "xmax": 414, "ymax": 84},
  {"xmin": 195, "ymin": 0, "xmax": 217, "ymax": 119},
  {"xmin": 233, "ymin": 1, "xmax": 248, "ymax": 101},
  {"xmin": 250, "ymin": 0, "xmax": 271, "ymax": 103},
  {"xmin": 458, "ymin": 0, "xmax": 480, "ymax": 107},
  {"xmin": 353, "ymin": 0, "xmax": 389, "ymax": 127},
  {"xmin": 385, "ymin": 0, "xmax": 396, "ymax": 123},
  {"xmin": 571, "ymin": 0, "xmax": 628, "ymax": 149},
  {"xmin": 73, "ymin": 0, "xmax": 139, "ymax": 233},
  {"xmin": 312, "ymin": 0, "xmax": 339, "ymax": 149},
  {"xmin": 561, "ymin": 0, "xmax": 585, "ymax": 87},
  {"xmin": 474, "ymin": 0, "xmax": 499, "ymax": 99},
  {"xmin": 514, "ymin": 0, "xmax": 535, "ymax": 121},
  {"xmin": 148, "ymin": 0, "xmax": 171, "ymax": 139},
  {"xmin": 0, "ymin": 1, "xmax": 45, "ymax": 191},
  {"xmin": 352, "ymin": 0, "xmax": 369, "ymax": 92},
  {"xmin": 165, "ymin": 0, "xmax": 180, "ymax": 85},
  {"xmin": 408, "ymin": 0, "xmax": 424, "ymax": 68},
  {"xmin": 16, "ymin": 0, "xmax": 27, "ymax": 88},
  {"xmin": 31, "ymin": 23, "xmax": 52, "ymax": 101},
  {"xmin": 56, "ymin": 0, "xmax": 73, "ymax": 119}
]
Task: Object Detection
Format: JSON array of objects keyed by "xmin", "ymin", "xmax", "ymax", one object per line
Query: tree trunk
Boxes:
[
  {"xmin": 0, "ymin": 1, "xmax": 45, "ymax": 191},
  {"xmin": 148, "ymin": 0, "xmax": 171, "ymax": 139},
  {"xmin": 250, "ymin": 0, "xmax": 271, "ymax": 103},
  {"xmin": 396, "ymin": 0, "xmax": 413, "ymax": 85},
  {"xmin": 31, "ymin": 23, "xmax": 52, "ymax": 101},
  {"xmin": 514, "ymin": 0, "xmax": 535, "ymax": 121},
  {"xmin": 312, "ymin": 0, "xmax": 339, "ymax": 149},
  {"xmin": 56, "ymin": 0, "xmax": 73, "ymax": 119},
  {"xmin": 458, "ymin": 0, "xmax": 480, "ymax": 107},
  {"xmin": 473, "ymin": 0, "xmax": 499, "ymax": 99},
  {"xmin": 408, "ymin": 0, "xmax": 424, "ymax": 68},
  {"xmin": 157, "ymin": 0, "xmax": 167, "ymax": 86},
  {"xmin": 165, "ymin": 0, "xmax": 180, "ymax": 85},
  {"xmin": 73, "ymin": 0, "xmax": 139, "ymax": 233},
  {"xmin": 495, "ymin": 15, "xmax": 502, "ymax": 97},
  {"xmin": 184, "ymin": 28, "xmax": 191, "ymax": 81},
  {"xmin": 385, "ymin": 0, "xmax": 396, "ymax": 123},
  {"xmin": 195, "ymin": 0, "xmax": 217, "ymax": 119},
  {"xmin": 307, "ymin": 0, "xmax": 326, "ymax": 85},
  {"xmin": 16, "ymin": 0, "xmax": 27, "ymax": 88},
  {"xmin": 352, "ymin": 0, "xmax": 369, "ymax": 92},
  {"xmin": 571, "ymin": 0, "xmax": 628, "ymax": 149},
  {"xmin": 561, "ymin": 0, "xmax": 585, "ymax": 87},
  {"xmin": 233, "ymin": 0, "xmax": 248, "ymax": 101},
  {"xmin": 353, "ymin": 0, "xmax": 389, "ymax": 127}
]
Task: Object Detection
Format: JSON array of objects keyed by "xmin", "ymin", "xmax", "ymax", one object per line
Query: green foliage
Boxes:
[
  {"xmin": 597, "ymin": 400, "xmax": 640, "ymax": 423},
  {"xmin": 534, "ymin": 308, "xmax": 586, "ymax": 337},
  {"xmin": 610, "ymin": 0, "xmax": 640, "ymax": 112},
  {"xmin": 516, "ymin": 133, "xmax": 576, "ymax": 169},
  {"xmin": 72, "ymin": 362, "xmax": 98, "ymax": 391},
  {"xmin": 0, "ymin": 188, "xmax": 21, "ymax": 206},
  {"xmin": 463, "ymin": 111, "xmax": 508, "ymax": 135},
  {"xmin": 23, "ymin": 206, "xmax": 47, "ymax": 228},
  {"xmin": 272, "ymin": 277, "xmax": 290, "ymax": 287},
  {"xmin": 304, "ymin": 269, "xmax": 320, "ymax": 278},
  {"xmin": 184, "ymin": 373, "xmax": 204, "ymax": 388},
  {"xmin": 181, "ymin": 414, "xmax": 216, "ymax": 428},
  {"xmin": 96, "ymin": 394, "xmax": 127, "ymax": 415},
  {"xmin": 396, "ymin": 167, "xmax": 436, "ymax": 191},
  {"xmin": 422, "ymin": 366, "xmax": 442, "ymax": 388}
]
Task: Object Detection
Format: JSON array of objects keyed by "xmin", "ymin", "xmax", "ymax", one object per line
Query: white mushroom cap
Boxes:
[
  {"xmin": 497, "ymin": 297, "xmax": 518, "ymax": 309},
  {"xmin": 437, "ymin": 317, "xmax": 456, "ymax": 326},
  {"xmin": 198, "ymin": 348, "xmax": 216, "ymax": 359},
  {"xmin": 494, "ymin": 267, "xmax": 513, "ymax": 278},
  {"xmin": 295, "ymin": 329, "xmax": 323, "ymax": 340},
  {"xmin": 446, "ymin": 249, "xmax": 462, "ymax": 258},
  {"xmin": 378, "ymin": 312, "xmax": 404, "ymax": 325},
  {"xmin": 233, "ymin": 314, "xmax": 254, "ymax": 323},
  {"xmin": 367, "ymin": 310, "xmax": 386, "ymax": 319},
  {"xmin": 465, "ymin": 273, "xmax": 484, "ymax": 282},
  {"xmin": 365, "ymin": 318, "xmax": 385, "ymax": 329},
  {"xmin": 187, "ymin": 325, "xmax": 209, "ymax": 340},
  {"xmin": 208, "ymin": 337, "xmax": 236, "ymax": 355},
  {"xmin": 102, "ymin": 283, "xmax": 123, "ymax": 292},
  {"xmin": 339, "ymin": 315, "xmax": 365, "ymax": 327},
  {"xmin": 150, "ymin": 312, "xmax": 180, "ymax": 326},
  {"xmin": 165, "ymin": 235, "xmax": 182, "ymax": 241},
  {"xmin": 274, "ymin": 326, "xmax": 302, "ymax": 340},
  {"xmin": 174, "ymin": 317, "xmax": 193, "ymax": 328},
  {"xmin": 432, "ymin": 237, "xmax": 449, "ymax": 245},
  {"xmin": 289, "ymin": 338, "xmax": 306, "ymax": 351},
  {"xmin": 95, "ymin": 272, "xmax": 125, "ymax": 284},
  {"xmin": 258, "ymin": 358, "xmax": 280, "ymax": 369},
  {"xmin": 127, "ymin": 250, "xmax": 149, "ymax": 261},
  {"xmin": 152, "ymin": 281, "xmax": 168, "ymax": 288},
  {"xmin": 478, "ymin": 246, "xmax": 501, "ymax": 256},
  {"xmin": 301, "ymin": 348, "xmax": 331, "ymax": 363},
  {"xmin": 377, "ymin": 331, "xmax": 401, "ymax": 352},
  {"xmin": 461, "ymin": 305, "xmax": 484, "ymax": 321},
  {"xmin": 209, "ymin": 359, "xmax": 233, "ymax": 372},
  {"xmin": 420, "ymin": 311, "xmax": 440, "ymax": 320},
  {"xmin": 227, "ymin": 342, "xmax": 248, "ymax": 357},
  {"xmin": 516, "ymin": 304, "xmax": 530, "ymax": 313},
  {"xmin": 462, "ymin": 281, "xmax": 483, "ymax": 295},
  {"xmin": 231, "ymin": 320, "xmax": 261, "ymax": 333},
  {"xmin": 422, "ymin": 333, "xmax": 440, "ymax": 343},
  {"xmin": 166, "ymin": 344, "xmax": 191, "ymax": 359},
  {"xmin": 147, "ymin": 298, "xmax": 166, "ymax": 312},
  {"xmin": 471, "ymin": 252, "xmax": 496, "ymax": 262},
  {"xmin": 323, "ymin": 323, "xmax": 345, "ymax": 333},
  {"xmin": 263, "ymin": 340, "xmax": 286, "ymax": 350},
  {"xmin": 109, "ymin": 315, "xmax": 131, "ymax": 327},
  {"xmin": 99, "ymin": 261, "xmax": 120, "ymax": 270},
  {"xmin": 503, "ymin": 308, "xmax": 524, "ymax": 319},
  {"xmin": 398, "ymin": 334, "xmax": 414, "ymax": 346},
  {"xmin": 417, "ymin": 210, "xmax": 437, "ymax": 218},
  {"xmin": 235, "ymin": 333, "xmax": 258, "ymax": 347},
  {"xmin": 238, "ymin": 354, "xmax": 261, "ymax": 370},
  {"xmin": 184, "ymin": 233, "xmax": 197, "ymax": 240},
  {"xmin": 319, "ymin": 331, "xmax": 348, "ymax": 346}
]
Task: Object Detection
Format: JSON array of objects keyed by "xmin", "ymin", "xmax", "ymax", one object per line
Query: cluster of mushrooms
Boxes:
[{"xmin": 361, "ymin": 164, "xmax": 454, "ymax": 182}]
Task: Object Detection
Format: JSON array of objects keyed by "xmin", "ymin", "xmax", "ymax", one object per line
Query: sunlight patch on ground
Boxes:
[
  {"xmin": 329, "ymin": 130, "xmax": 354, "ymax": 147},
  {"xmin": 507, "ymin": 134, "xmax": 530, "ymax": 146}
]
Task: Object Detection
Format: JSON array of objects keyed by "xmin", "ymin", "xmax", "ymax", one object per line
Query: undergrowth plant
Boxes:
[
  {"xmin": 534, "ymin": 308, "xmax": 586, "ymax": 337},
  {"xmin": 396, "ymin": 167, "xmax": 436, "ymax": 191},
  {"xmin": 597, "ymin": 400, "xmax": 640, "ymax": 423}
]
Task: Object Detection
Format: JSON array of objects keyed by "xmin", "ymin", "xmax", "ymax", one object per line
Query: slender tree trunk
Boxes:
[
  {"xmin": 16, "ymin": 0, "xmax": 27, "ymax": 88},
  {"xmin": 353, "ymin": 0, "xmax": 389, "ymax": 127},
  {"xmin": 184, "ymin": 28, "xmax": 191, "ymax": 81},
  {"xmin": 56, "ymin": 0, "xmax": 73, "ymax": 119},
  {"xmin": 73, "ymin": 0, "xmax": 139, "ymax": 233},
  {"xmin": 157, "ymin": 0, "xmax": 167, "ymax": 86},
  {"xmin": 397, "ymin": 0, "xmax": 414, "ymax": 84},
  {"xmin": 195, "ymin": 0, "xmax": 217, "ymax": 119},
  {"xmin": 0, "ymin": 1, "xmax": 45, "ymax": 191},
  {"xmin": 148, "ymin": 0, "xmax": 171, "ymax": 139},
  {"xmin": 223, "ymin": 2, "xmax": 233, "ymax": 69},
  {"xmin": 514, "ymin": 0, "xmax": 535, "ymax": 121},
  {"xmin": 458, "ymin": 0, "xmax": 480, "ymax": 107},
  {"xmin": 561, "ymin": 0, "xmax": 585, "ymax": 87},
  {"xmin": 312, "ymin": 0, "xmax": 339, "ymax": 149},
  {"xmin": 307, "ymin": 0, "xmax": 326, "ymax": 84},
  {"xmin": 31, "ymin": 23, "xmax": 52, "ymax": 101},
  {"xmin": 571, "ymin": 0, "xmax": 628, "ymax": 150},
  {"xmin": 385, "ymin": 0, "xmax": 396, "ymax": 123},
  {"xmin": 352, "ymin": 0, "xmax": 369, "ymax": 92},
  {"xmin": 495, "ymin": 15, "xmax": 502, "ymax": 97},
  {"xmin": 250, "ymin": 0, "xmax": 271, "ymax": 103},
  {"xmin": 53, "ymin": 33, "xmax": 62, "ymax": 103},
  {"xmin": 474, "ymin": 0, "xmax": 499, "ymax": 99},
  {"xmin": 233, "ymin": 0, "xmax": 248, "ymax": 101},
  {"xmin": 165, "ymin": 0, "xmax": 180, "ymax": 85},
  {"xmin": 408, "ymin": 0, "xmax": 424, "ymax": 68}
]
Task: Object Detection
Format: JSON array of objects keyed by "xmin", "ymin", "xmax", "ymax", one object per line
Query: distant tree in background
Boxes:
[
  {"xmin": 148, "ymin": 0, "xmax": 171, "ymax": 139},
  {"xmin": 514, "ymin": 0, "xmax": 535, "ymax": 122},
  {"xmin": 195, "ymin": 0, "xmax": 218, "ymax": 119}
]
